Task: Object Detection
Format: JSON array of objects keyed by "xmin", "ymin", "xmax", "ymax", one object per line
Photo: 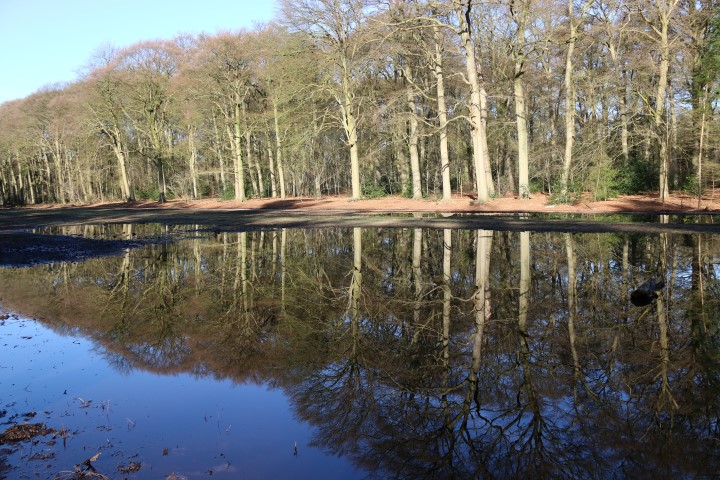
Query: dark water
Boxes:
[{"xmin": 0, "ymin": 224, "xmax": 719, "ymax": 479}]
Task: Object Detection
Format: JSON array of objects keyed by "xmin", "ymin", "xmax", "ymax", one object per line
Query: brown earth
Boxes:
[{"xmin": 27, "ymin": 190, "xmax": 719, "ymax": 215}]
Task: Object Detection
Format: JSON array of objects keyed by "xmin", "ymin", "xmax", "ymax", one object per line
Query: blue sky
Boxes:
[{"xmin": 0, "ymin": 0, "xmax": 278, "ymax": 104}]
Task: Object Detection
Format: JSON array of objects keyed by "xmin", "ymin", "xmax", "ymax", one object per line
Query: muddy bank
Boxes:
[
  {"xmin": 0, "ymin": 232, "xmax": 144, "ymax": 267},
  {"xmin": 0, "ymin": 204, "xmax": 719, "ymax": 236}
]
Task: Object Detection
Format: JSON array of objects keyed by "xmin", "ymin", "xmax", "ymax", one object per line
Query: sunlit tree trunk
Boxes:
[
  {"xmin": 51, "ymin": 139, "xmax": 66, "ymax": 204},
  {"xmin": 514, "ymin": 67, "xmax": 530, "ymax": 199},
  {"xmin": 404, "ymin": 65, "xmax": 422, "ymax": 200},
  {"xmin": 241, "ymin": 102, "xmax": 262, "ymax": 197},
  {"xmin": 560, "ymin": 0, "xmax": 577, "ymax": 198},
  {"xmin": 395, "ymin": 127, "xmax": 409, "ymax": 192},
  {"xmin": 245, "ymin": 134, "xmax": 259, "ymax": 197},
  {"xmin": 340, "ymin": 54, "xmax": 362, "ymax": 200},
  {"xmin": 213, "ymin": 115, "xmax": 227, "ymax": 193},
  {"xmin": 188, "ymin": 125, "xmax": 199, "ymax": 199},
  {"xmin": 511, "ymin": 0, "xmax": 530, "ymax": 199},
  {"xmin": 272, "ymin": 99, "xmax": 287, "ymax": 199},
  {"xmin": 100, "ymin": 121, "xmax": 135, "ymax": 202},
  {"xmin": 26, "ymin": 170, "xmax": 36, "ymax": 204},
  {"xmin": 247, "ymin": 130, "xmax": 264, "ymax": 197},
  {"xmin": 656, "ymin": 26, "xmax": 671, "ymax": 204},
  {"xmin": 607, "ymin": 40, "xmax": 630, "ymax": 162},
  {"xmin": 643, "ymin": 0, "xmax": 679, "ymax": 203},
  {"xmin": 454, "ymin": 1, "xmax": 492, "ymax": 201},
  {"xmin": 266, "ymin": 133, "xmax": 278, "ymax": 198},
  {"xmin": 433, "ymin": 25, "xmax": 452, "ymax": 201},
  {"xmin": 696, "ymin": 86, "xmax": 708, "ymax": 207},
  {"xmin": 233, "ymin": 100, "xmax": 246, "ymax": 201}
]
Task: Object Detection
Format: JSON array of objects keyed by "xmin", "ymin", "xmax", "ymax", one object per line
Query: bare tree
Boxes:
[
  {"xmin": 560, "ymin": 0, "xmax": 593, "ymax": 199},
  {"xmin": 281, "ymin": 0, "xmax": 376, "ymax": 200}
]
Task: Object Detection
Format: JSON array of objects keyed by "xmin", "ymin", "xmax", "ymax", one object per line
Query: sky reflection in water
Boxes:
[{"xmin": 0, "ymin": 316, "xmax": 360, "ymax": 479}]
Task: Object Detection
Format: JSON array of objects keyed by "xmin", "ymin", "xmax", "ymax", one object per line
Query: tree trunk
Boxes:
[
  {"xmin": 233, "ymin": 101, "xmax": 246, "ymax": 202},
  {"xmin": 156, "ymin": 156, "xmax": 167, "ymax": 203},
  {"xmin": 655, "ymin": 9, "xmax": 672, "ymax": 203},
  {"xmin": 404, "ymin": 65, "xmax": 423, "ymax": 200},
  {"xmin": 242, "ymin": 102, "xmax": 262, "ymax": 197},
  {"xmin": 697, "ymin": 86, "xmax": 708, "ymax": 208},
  {"xmin": 245, "ymin": 129, "xmax": 259, "ymax": 196},
  {"xmin": 433, "ymin": 26, "xmax": 452, "ymax": 201},
  {"xmin": 511, "ymin": 0, "xmax": 531, "ymax": 198},
  {"xmin": 454, "ymin": 2, "xmax": 492, "ymax": 202},
  {"xmin": 272, "ymin": 100, "xmax": 287, "ymax": 199},
  {"xmin": 339, "ymin": 53, "xmax": 362, "ymax": 200},
  {"xmin": 213, "ymin": 116, "xmax": 227, "ymax": 193},
  {"xmin": 620, "ymin": 87, "xmax": 629, "ymax": 162},
  {"xmin": 188, "ymin": 125, "xmax": 199, "ymax": 199},
  {"xmin": 560, "ymin": 0, "xmax": 577, "ymax": 199},
  {"xmin": 52, "ymin": 139, "xmax": 66, "ymax": 204},
  {"xmin": 248, "ymin": 130, "xmax": 264, "ymax": 197},
  {"xmin": 110, "ymin": 130, "xmax": 134, "ymax": 202},
  {"xmin": 479, "ymin": 84, "xmax": 494, "ymax": 196},
  {"xmin": 266, "ymin": 132, "xmax": 278, "ymax": 198},
  {"xmin": 395, "ymin": 127, "xmax": 409, "ymax": 192},
  {"xmin": 514, "ymin": 68, "xmax": 530, "ymax": 198}
]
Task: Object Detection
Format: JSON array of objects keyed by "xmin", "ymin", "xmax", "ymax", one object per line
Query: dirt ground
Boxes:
[
  {"xmin": 75, "ymin": 190, "xmax": 720, "ymax": 215},
  {"xmin": 10, "ymin": 189, "xmax": 720, "ymax": 215}
]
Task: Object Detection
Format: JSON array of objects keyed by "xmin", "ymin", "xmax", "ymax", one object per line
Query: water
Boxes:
[
  {"xmin": 0, "ymin": 317, "xmax": 358, "ymax": 479},
  {"xmin": 0, "ymin": 223, "xmax": 719, "ymax": 479}
]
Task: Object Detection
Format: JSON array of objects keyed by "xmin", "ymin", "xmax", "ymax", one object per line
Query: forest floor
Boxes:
[{"xmin": 131, "ymin": 190, "xmax": 720, "ymax": 215}]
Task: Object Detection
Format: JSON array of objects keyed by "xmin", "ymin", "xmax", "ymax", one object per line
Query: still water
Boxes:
[{"xmin": 0, "ymin": 223, "xmax": 718, "ymax": 479}]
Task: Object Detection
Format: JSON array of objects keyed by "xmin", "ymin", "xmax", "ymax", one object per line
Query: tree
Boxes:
[
  {"xmin": 509, "ymin": 0, "xmax": 533, "ymax": 199},
  {"xmin": 686, "ymin": 1, "xmax": 720, "ymax": 203},
  {"xmin": 452, "ymin": 0, "xmax": 494, "ymax": 202},
  {"xmin": 86, "ymin": 46, "xmax": 136, "ymax": 202},
  {"xmin": 281, "ymin": 0, "xmax": 375, "ymax": 200},
  {"xmin": 633, "ymin": 0, "xmax": 680, "ymax": 202},
  {"xmin": 559, "ymin": 0, "xmax": 593, "ymax": 199},
  {"xmin": 432, "ymin": 24, "xmax": 453, "ymax": 201},
  {"xmin": 192, "ymin": 32, "xmax": 258, "ymax": 201},
  {"xmin": 117, "ymin": 40, "xmax": 181, "ymax": 203}
]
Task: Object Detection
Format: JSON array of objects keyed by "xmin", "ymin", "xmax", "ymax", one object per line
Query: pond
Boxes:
[{"xmin": 0, "ymin": 222, "xmax": 719, "ymax": 479}]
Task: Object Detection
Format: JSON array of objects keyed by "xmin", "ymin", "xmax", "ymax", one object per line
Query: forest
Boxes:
[{"xmin": 0, "ymin": 0, "xmax": 718, "ymax": 207}]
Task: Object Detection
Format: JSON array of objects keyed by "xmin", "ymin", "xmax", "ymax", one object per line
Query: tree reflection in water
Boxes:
[{"xmin": 1, "ymin": 223, "xmax": 719, "ymax": 478}]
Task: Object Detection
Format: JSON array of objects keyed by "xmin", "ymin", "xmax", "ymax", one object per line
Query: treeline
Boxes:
[{"xmin": 0, "ymin": 0, "xmax": 718, "ymax": 206}]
